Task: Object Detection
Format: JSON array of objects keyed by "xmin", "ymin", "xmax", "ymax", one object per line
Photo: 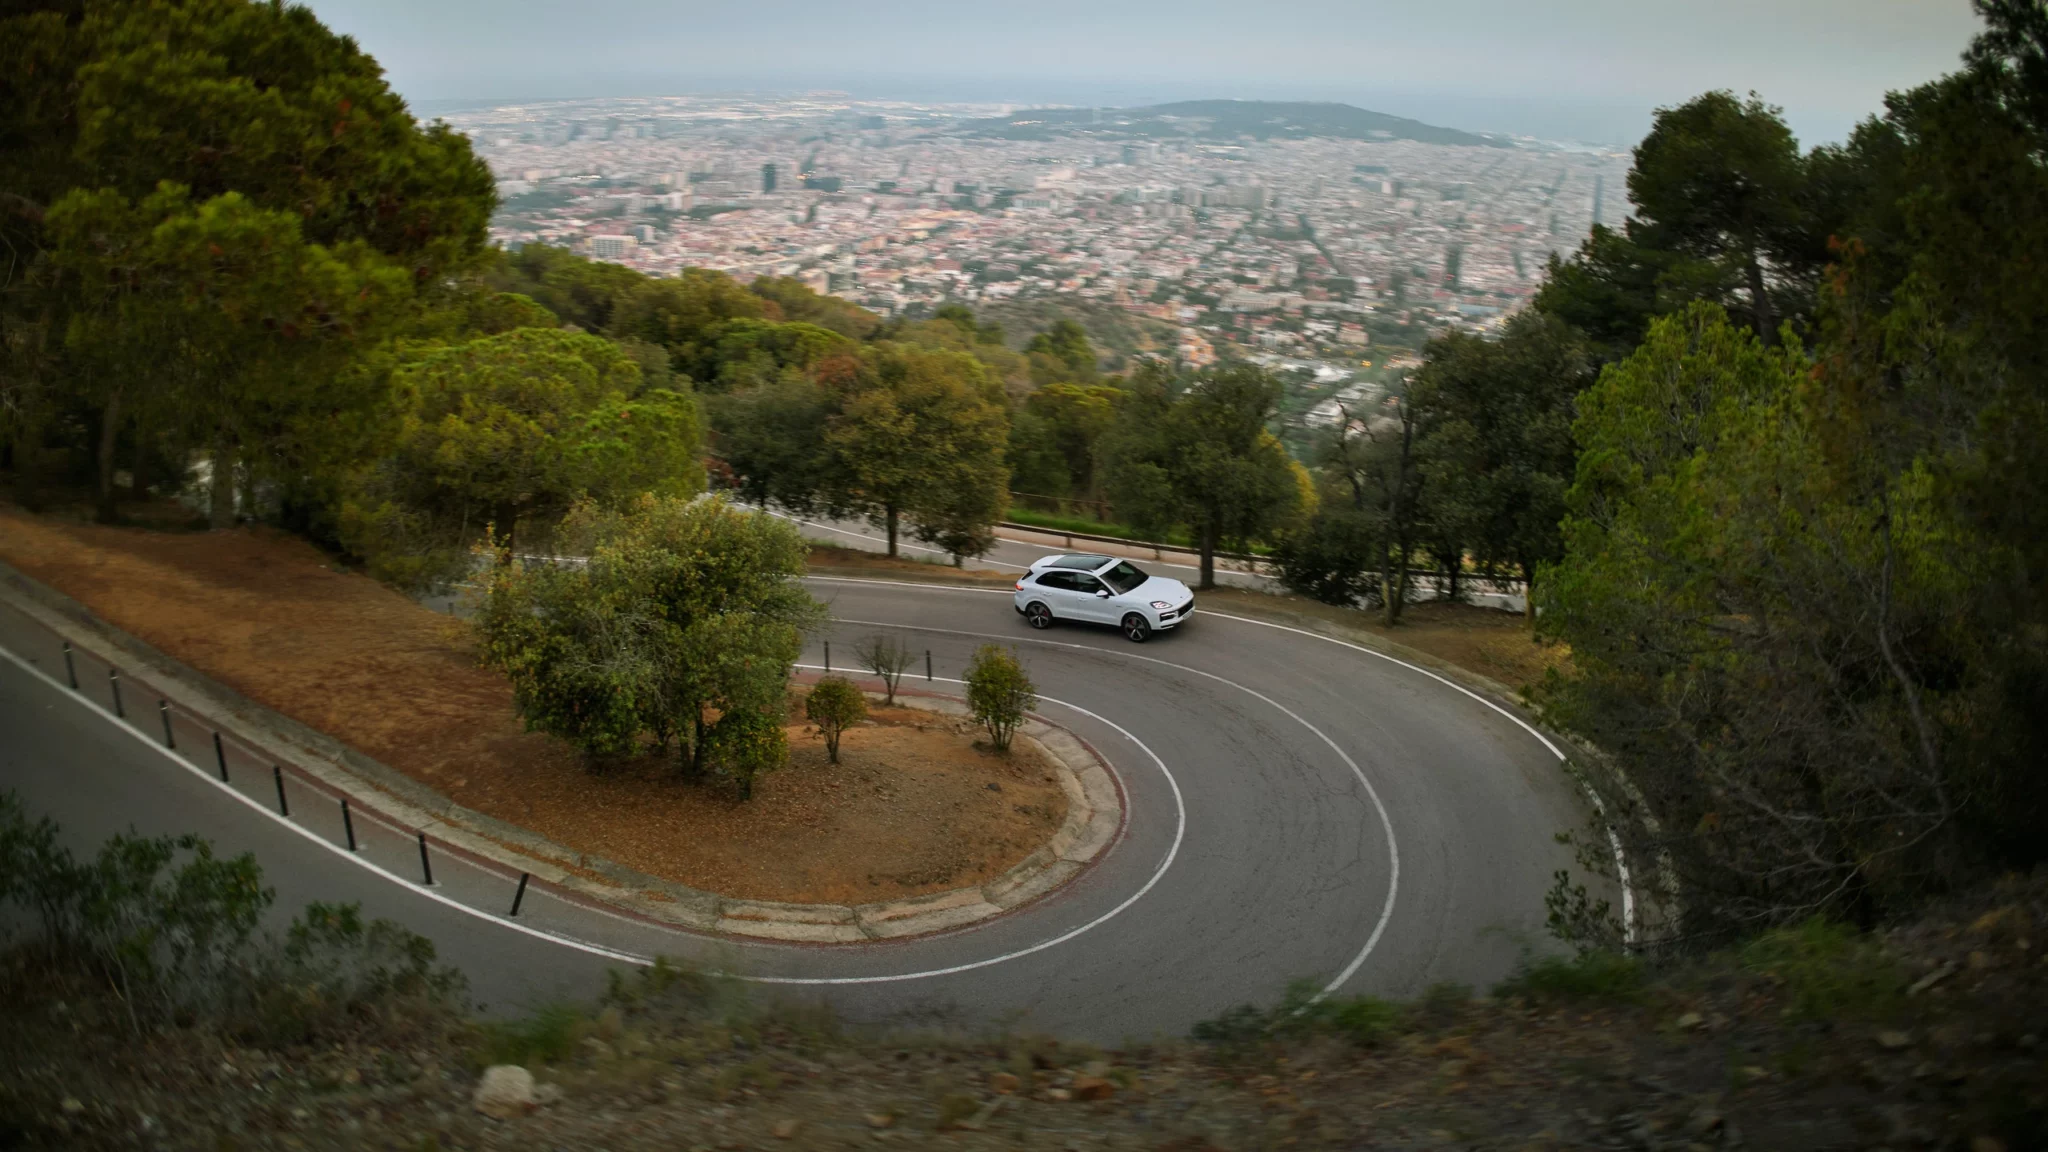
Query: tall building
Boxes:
[
  {"xmin": 761, "ymin": 163, "xmax": 778, "ymax": 193},
  {"xmin": 589, "ymin": 235, "xmax": 637, "ymax": 260}
]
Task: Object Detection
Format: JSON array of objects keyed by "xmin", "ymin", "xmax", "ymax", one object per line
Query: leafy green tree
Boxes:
[
  {"xmin": 1413, "ymin": 311, "xmax": 1590, "ymax": 623},
  {"xmin": 1101, "ymin": 363, "xmax": 1304, "ymax": 588},
  {"xmin": 805, "ymin": 676, "xmax": 867, "ymax": 763},
  {"xmin": 1273, "ymin": 506, "xmax": 1381, "ymax": 607},
  {"xmin": 1313, "ymin": 389, "xmax": 1428, "ymax": 623},
  {"xmin": 1628, "ymin": 91, "xmax": 1807, "ymax": 345},
  {"xmin": 1023, "ymin": 382, "xmax": 1121, "ymax": 499},
  {"xmin": 475, "ymin": 495, "xmax": 822, "ymax": 790},
  {"xmin": 1024, "ymin": 319, "xmax": 1099, "ymax": 382},
  {"xmin": 749, "ymin": 275, "xmax": 882, "ymax": 339},
  {"xmin": 707, "ymin": 375, "xmax": 840, "ymax": 512},
  {"xmin": 965, "ymin": 644, "xmax": 1035, "ymax": 753},
  {"xmin": 607, "ymin": 268, "xmax": 767, "ymax": 378},
  {"xmin": 824, "ymin": 343, "xmax": 1010, "ymax": 558},
  {"xmin": 697, "ymin": 319, "xmax": 856, "ymax": 391},
  {"xmin": 484, "ymin": 244, "xmax": 646, "ymax": 332},
  {"xmin": 343, "ymin": 328, "xmax": 702, "ymax": 583},
  {"xmin": 1, "ymin": 0, "xmax": 493, "ymax": 522}
]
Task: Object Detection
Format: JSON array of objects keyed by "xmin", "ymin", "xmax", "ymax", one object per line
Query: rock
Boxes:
[
  {"xmin": 1876, "ymin": 1030, "xmax": 1913, "ymax": 1050},
  {"xmin": 1072, "ymin": 1076, "xmax": 1115, "ymax": 1101},
  {"xmin": 990, "ymin": 1071, "xmax": 1022, "ymax": 1094},
  {"xmin": 1738, "ymin": 1065, "xmax": 1770, "ymax": 1084},
  {"xmin": 533, "ymin": 1083, "xmax": 564, "ymax": 1107},
  {"xmin": 59, "ymin": 1098, "xmax": 84, "ymax": 1116},
  {"xmin": 1043, "ymin": 1087, "xmax": 1072, "ymax": 1102},
  {"xmin": 1675, "ymin": 1012, "xmax": 1705, "ymax": 1031},
  {"xmin": 771, "ymin": 1119, "xmax": 801, "ymax": 1139},
  {"xmin": 864, "ymin": 1112, "xmax": 895, "ymax": 1129},
  {"xmin": 1908, "ymin": 962, "xmax": 1956, "ymax": 996},
  {"xmin": 472, "ymin": 1065, "xmax": 536, "ymax": 1120}
]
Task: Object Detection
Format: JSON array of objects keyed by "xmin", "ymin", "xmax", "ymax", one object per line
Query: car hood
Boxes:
[{"xmin": 1127, "ymin": 575, "xmax": 1192, "ymax": 603}]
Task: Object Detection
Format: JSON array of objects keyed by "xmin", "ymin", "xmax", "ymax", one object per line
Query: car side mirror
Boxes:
[{"xmin": 1095, "ymin": 590, "xmax": 1110, "ymax": 598}]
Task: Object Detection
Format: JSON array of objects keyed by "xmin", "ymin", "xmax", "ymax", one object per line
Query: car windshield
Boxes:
[{"xmin": 1100, "ymin": 561, "xmax": 1149, "ymax": 595}]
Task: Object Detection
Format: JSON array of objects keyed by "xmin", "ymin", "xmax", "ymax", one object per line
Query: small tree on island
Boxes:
[
  {"xmin": 965, "ymin": 644, "xmax": 1036, "ymax": 753},
  {"xmin": 804, "ymin": 677, "xmax": 867, "ymax": 764},
  {"xmin": 474, "ymin": 494, "xmax": 824, "ymax": 794},
  {"xmin": 853, "ymin": 633, "xmax": 915, "ymax": 705}
]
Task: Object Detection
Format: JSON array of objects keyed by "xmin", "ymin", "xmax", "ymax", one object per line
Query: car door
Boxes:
[
  {"xmin": 1071, "ymin": 573, "xmax": 1118, "ymax": 623},
  {"xmin": 1033, "ymin": 570, "xmax": 1088, "ymax": 619}
]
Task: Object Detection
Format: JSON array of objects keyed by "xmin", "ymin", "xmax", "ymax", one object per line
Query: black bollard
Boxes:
[
  {"xmin": 273, "ymin": 765, "xmax": 291, "ymax": 817},
  {"xmin": 341, "ymin": 798, "xmax": 357, "ymax": 852},
  {"xmin": 417, "ymin": 832, "xmax": 434, "ymax": 886},
  {"xmin": 159, "ymin": 701, "xmax": 175, "ymax": 749},
  {"xmin": 926, "ymin": 649, "xmax": 933, "ymax": 681},
  {"xmin": 213, "ymin": 732, "xmax": 229, "ymax": 782},
  {"xmin": 823, "ymin": 640, "xmax": 830, "ymax": 672},
  {"xmin": 109, "ymin": 668, "xmax": 123, "ymax": 718},
  {"xmin": 62, "ymin": 642, "xmax": 77, "ymax": 690},
  {"xmin": 510, "ymin": 872, "xmax": 531, "ymax": 917}
]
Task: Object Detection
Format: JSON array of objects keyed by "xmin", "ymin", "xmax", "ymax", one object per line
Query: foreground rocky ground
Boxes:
[{"xmin": 4, "ymin": 873, "xmax": 2042, "ymax": 1152}]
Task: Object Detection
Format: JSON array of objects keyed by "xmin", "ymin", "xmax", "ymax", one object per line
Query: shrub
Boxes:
[
  {"xmin": 1740, "ymin": 917, "xmax": 1903, "ymax": 1020},
  {"xmin": 246, "ymin": 902, "xmax": 469, "ymax": 1046},
  {"xmin": 853, "ymin": 633, "xmax": 915, "ymax": 705},
  {"xmin": 1273, "ymin": 508, "xmax": 1381, "ymax": 607},
  {"xmin": 1192, "ymin": 979, "xmax": 1404, "ymax": 1054},
  {"xmin": 703, "ymin": 705, "xmax": 788, "ymax": 800},
  {"xmin": 1494, "ymin": 949, "xmax": 1646, "ymax": 1003},
  {"xmin": 965, "ymin": 644, "xmax": 1035, "ymax": 752},
  {"xmin": 804, "ymin": 677, "xmax": 867, "ymax": 763}
]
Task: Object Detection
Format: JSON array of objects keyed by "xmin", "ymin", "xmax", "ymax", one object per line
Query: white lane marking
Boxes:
[
  {"xmin": 1192, "ymin": 611, "xmax": 1635, "ymax": 942},
  {"xmin": 0, "ymin": 639, "xmax": 1187, "ymax": 987},
  {"xmin": 808, "ymin": 575, "xmax": 1633, "ymax": 943},
  {"xmin": 744, "ymin": 667, "xmax": 1187, "ymax": 986},
  {"xmin": 0, "ymin": 644, "xmax": 651, "ymax": 967},
  {"xmin": 825, "ymin": 615, "xmax": 1398, "ymax": 1003}
]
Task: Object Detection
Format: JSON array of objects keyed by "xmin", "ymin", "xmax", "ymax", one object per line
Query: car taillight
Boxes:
[{"xmin": 1014, "ymin": 580, "xmax": 1025, "ymax": 590}]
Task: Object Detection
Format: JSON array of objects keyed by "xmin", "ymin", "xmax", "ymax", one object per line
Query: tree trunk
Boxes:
[
  {"xmin": 208, "ymin": 443, "xmax": 236, "ymax": 530},
  {"xmin": 1746, "ymin": 252, "xmax": 1776, "ymax": 347},
  {"xmin": 129, "ymin": 432, "xmax": 148, "ymax": 502},
  {"xmin": 885, "ymin": 504, "xmax": 899, "ymax": 558},
  {"xmin": 1522, "ymin": 562, "xmax": 1538, "ymax": 630},
  {"xmin": 239, "ymin": 454, "xmax": 258, "ymax": 526},
  {"xmin": 1445, "ymin": 550, "xmax": 1460, "ymax": 602},
  {"xmin": 492, "ymin": 501, "xmax": 519, "ymax": 560},
  {"xmin": 687, "ymin": 712, "xmax": 708, "ymax": 778},
  {"xmin": 1198, "ymin": 515, "xmax": 1218, "ymax": 590},
  {"xmin": 94, "ymin": 390, "xmax": 123, "ymax": 525}
]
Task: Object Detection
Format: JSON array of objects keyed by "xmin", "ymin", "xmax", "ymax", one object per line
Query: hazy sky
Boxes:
[{"xmin": 305, "ymin": 0, "xmax": 1986, "ymax": 145}]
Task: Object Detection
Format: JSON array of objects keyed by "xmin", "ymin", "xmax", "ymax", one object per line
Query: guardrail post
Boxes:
[
  {"xmin": 272, "ymin": 765, "xmax": 290, "ymax": 817},
  {"xmin": 341, "ymin": 799, "xmax": 357, "ymax": 852},
  {"xmin": 212, "ymin": 732, "xmax": 229, "ymax": 781},
  {"xmin": 109, "ymin": 668, "xmax": 123, "ymax": 718},
  {"xmin": 158, "ymin": 700, "xmax": 175, "ymax": 749},
  {"xmin": 417, "ymin": 832, "xmax": 434, "ymax": 886},
  {"xmin": 62, "ymin": 642, "xmax": 77, "ymax": 690},
  {"xmin": 510, "ymin": 872, "xmax": 530, "ymax": 917}
]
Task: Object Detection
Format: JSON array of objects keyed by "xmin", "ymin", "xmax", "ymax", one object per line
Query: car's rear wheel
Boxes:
[
  {"xmin": 1025, "ymin": 601, "xmax": 1054, "ymax": 629},
  {"xmin": 1121, "ymin": 613, "xmax": 1151, "ymax": 643}
]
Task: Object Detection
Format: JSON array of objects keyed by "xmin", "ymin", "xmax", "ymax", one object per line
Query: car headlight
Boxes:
[{"xmin": 1150, "ymin": 600, "xmax": 1172, "ymax": 610}]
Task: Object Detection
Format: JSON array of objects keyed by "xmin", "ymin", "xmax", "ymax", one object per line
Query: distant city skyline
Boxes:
[{"xmin": 309, "ymin": 0, "xmax": 1984, "ymax": 145}]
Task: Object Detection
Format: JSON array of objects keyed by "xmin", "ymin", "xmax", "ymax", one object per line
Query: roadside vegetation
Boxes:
[{"xmin": 4, "ymin": 799, "xmax": 2040, "ymax": 1149}]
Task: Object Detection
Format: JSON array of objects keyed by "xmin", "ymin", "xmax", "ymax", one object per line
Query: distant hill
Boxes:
[{"xmin": 961, "ymin": 99, "xmax": 1504, "ymax": 148}]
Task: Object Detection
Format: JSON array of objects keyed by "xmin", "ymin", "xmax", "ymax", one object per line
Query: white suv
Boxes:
[{"xmin": 1013, "ymin": 554, "xmax": 1196, "ymax": 642}]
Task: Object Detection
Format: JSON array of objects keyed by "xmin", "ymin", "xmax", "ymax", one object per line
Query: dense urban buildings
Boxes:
[{"xmin": 455, "ymin": 95, "xmax": 1630, "ymax": 378}]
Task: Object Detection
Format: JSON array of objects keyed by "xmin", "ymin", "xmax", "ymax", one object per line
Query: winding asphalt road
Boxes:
[{"xmin": 0, "ymin": 575, "xmax": 1588, "ymax": 1042}]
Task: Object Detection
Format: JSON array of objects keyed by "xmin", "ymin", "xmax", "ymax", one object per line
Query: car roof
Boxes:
[{"xmin": 1034, "ymin": 553, "xmax": 1115, "ymax": 571}]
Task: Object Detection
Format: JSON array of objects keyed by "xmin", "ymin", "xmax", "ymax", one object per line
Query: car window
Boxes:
[
  {"xmin": 1035, "ymin": 571, "xmax": 1076, "ymax": 592},
  {"xmin": 1075, "ymin": 575, "xmax": 1110, "ymax": 595},
  {"xmin": 1100, "ymin": 561, "xmax": 1148, "ymax": 594}
]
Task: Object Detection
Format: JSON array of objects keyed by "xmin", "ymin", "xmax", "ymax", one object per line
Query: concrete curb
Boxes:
[{"xmin": 0, "ymin": 559, "xmax": 1119, "ymax": 944}]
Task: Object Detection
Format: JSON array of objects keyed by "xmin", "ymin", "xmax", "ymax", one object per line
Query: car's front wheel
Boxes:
[
  {"xmin": 1025, "ymin": 601, "xmax": 1054, "ymax": 629},
  {"xmin": 1121, "ymin": 613, "xmax": 1151, "ymax": 643}
]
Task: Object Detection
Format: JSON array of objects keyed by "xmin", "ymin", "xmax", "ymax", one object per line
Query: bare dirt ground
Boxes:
[{"xmin": 0, "ymin": 506, "xmax": 1062, "ymax": 904}]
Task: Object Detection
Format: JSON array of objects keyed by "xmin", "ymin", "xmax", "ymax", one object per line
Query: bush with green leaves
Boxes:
[
  {"xmin": 1273, "ymin": 508, "xmax": 1382, "ymax": 607},
  {"xmin": 475, "ymin": 494, "xmax": 824, "ymax": 789},
  {"xmin": 0, "ymin": 793, "xmax": 463, "ymax": 1039},
  {"xmin": 1192, "ymin": 979, "xmax": 1404, "ymax": 1056},
  {"xmin": 964, "ymin": 644, "xmax": 1036, "ymax": 753},
  {"xmin": 804, "ymin": 677, "xmax": 867, "ymax": 764}
]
